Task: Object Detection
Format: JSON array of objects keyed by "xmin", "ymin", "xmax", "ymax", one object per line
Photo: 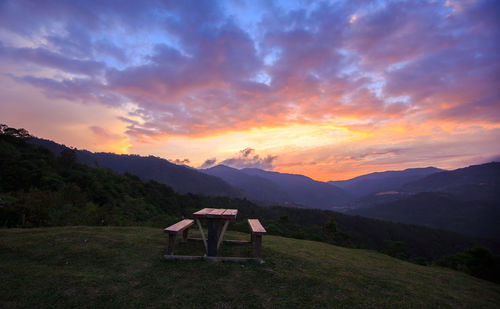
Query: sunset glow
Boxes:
[{"xmin": 1, "ymin": 0, "xmax": 499, "ymax": 181}]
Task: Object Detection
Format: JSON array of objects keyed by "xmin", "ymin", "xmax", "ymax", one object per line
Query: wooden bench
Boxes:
[
  {"xmin": 248, "ymin": 219, "xmax": 266, "ymax": 261},
  {"xmin": 164, "ymin": 219, "xmax": 194, "ymax": 255}
]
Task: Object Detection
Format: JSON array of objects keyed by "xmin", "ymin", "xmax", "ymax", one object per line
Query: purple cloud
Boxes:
[
  {"xmin": 170, "ymin": 158, "xmax": 190, "ymax": 165},
  {"xmin": 18, "ymin": 76, "xmax": 121, "ymax": 106},
  {"xmin": 199, "ymin": 158, "xmax": 217, "ymax": 169},
  {"xmin": 220, "ymin": 148, "xmax": 277, "ymax": 170},
  {"xmin": 0, "ymin": 0, "xmax": 498, "ymax": 140},
  {"xmin": 0, "ymin": 43, "xmax": 105, "ymax": 76}
]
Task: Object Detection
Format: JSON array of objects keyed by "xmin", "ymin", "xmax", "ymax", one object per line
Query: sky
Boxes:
[{"xmin": 1, "ymin": 0, "xmax": 499, "ymax": 181}]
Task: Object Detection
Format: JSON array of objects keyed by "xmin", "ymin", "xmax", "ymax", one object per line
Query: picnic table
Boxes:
[
  {"xmin": 164, "ymin": 208, "xmax": 266, "ymax": 262},
  {"xmin": 193, "ymin": 208, "xmax": 238, "ymax": 257}
]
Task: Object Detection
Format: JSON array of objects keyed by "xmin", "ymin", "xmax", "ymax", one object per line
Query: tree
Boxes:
[
  {"xmin": 59, "ymin": 148, "xmax": 77, "ymax": 168},
  {"xmin": 382, "ymin": 240, "xmax": 407, "ymax": 259},
  {"xmin": 324, "ymin": 216, "xmax": 338, "ymax": 243},
  {"xmin": 0, "ymin": 124, "xmax": 31, "ymax": 139}
]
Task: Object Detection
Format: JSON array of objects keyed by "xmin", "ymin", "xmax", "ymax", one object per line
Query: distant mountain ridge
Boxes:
[
  {"xmin": 201, "ymin": 165, "xmax": 293, "ymax": 205},
  {"xmin": 329, "ymin": 167, "xmax": 443, "ymax": 197},
  {"xmin": 28, "ymin": 136, "xmax": 500, "ymax": 238},
  {"xmin": 348, "ymin": 162, "xmax": 500, "ymax": 240},
  {"xmin": 29, "ymin": 138, "xmax": 248, "ymax": 198},
  {"xmin": 30, "ymin": 138, "xmax": 353, "ymax": 209},
  {"xmin": 402, "ymin": 162, "xmax": 500, "ymax": 202},
  {"xmin": 202, "ymin": 165, "xmax": 352, "ymax": 210}
]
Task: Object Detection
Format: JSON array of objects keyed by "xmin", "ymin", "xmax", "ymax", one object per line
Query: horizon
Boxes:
[
  {"xmin": 20, "ymin": 132, "xmax": 500, "ymax": 182},
  {"xmin": 1, "ymin": 0, "xmax": 499, "ymax": 181}
]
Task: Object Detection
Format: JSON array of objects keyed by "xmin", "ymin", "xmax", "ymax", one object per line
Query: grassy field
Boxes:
[{"xmin": 1, "ymin": 226, "xmax": 499, "ymax": 308}]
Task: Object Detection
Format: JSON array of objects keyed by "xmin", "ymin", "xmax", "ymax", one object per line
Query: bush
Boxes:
[{"xmin": 435, "ymin": 247, "xmax": 500, "ymax": 283}]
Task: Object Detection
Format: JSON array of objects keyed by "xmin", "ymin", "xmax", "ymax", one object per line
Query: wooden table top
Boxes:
[{"xmin": 193, "ymin": 208, "xmax": 238, "ymax": 220}]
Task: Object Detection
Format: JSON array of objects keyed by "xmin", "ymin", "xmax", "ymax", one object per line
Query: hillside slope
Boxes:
[
  {"xmin": 240, "ymin": 167, "xmax": 352, "ymax": 209},
  {"xmin": 201, "ymin": 164, "xmax": 292, "ymax": 204},
  {"xmin": 402, "ymin": 162, "xmax": 500, "ymax": 202},
  {"xmin": 348, "ymin": 192, "xmax": 500, "ymax": 239},
  {"xmin": 29, "ymin": 138, "xmax": 248, "ymax": 198},
  {"xmin": 347, "ymin": 162, "xmax": 500, "ymax": 239},
  {"xmin": 202, "ymin": 165, "xmax": 352, "ymax": 209},
  {"xmin": 330, "ymin": 167, "xmax": 442, "ymax": 197},
  {"xmin": 1, "ymin": 227, "xmax": 499, "ymax": 309}
]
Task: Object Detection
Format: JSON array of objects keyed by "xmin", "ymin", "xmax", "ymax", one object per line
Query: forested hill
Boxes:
[
  {"xmin": 329, "ymin": 167, "xmax": 443, "ymax": 197},
  {"xmin": 1, "ymin": 126, "xmax": 498, "ymax": 261},
  {"xmin": 29, "ymin": 137, "xmax": 248, "ymax": 198},
  {"xmin": 33, "ymin": 138, "xmax": 353, "ymax": 210},
  {"xmin": 202, "ymin": 164, "xmax": 352, "ymax": 209},
  {"xmin": 402, "ymin": 162, "xmax": 500, "ymax": 202},
  {"xmin": 347, "ymin": 162, "xmax": 500, "ymax": 240},
  {"xmin": 201, "ymin": 164, "xmax": 293, "ymax": 204}
]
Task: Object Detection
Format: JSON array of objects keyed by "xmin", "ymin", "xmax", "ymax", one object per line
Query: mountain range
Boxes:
[
  {"xmin": 29, "ymin": 137, "xmax": 500, "ymax": 240},
  {"xmin": 202, "ymin": 165, "xmax": 352, "ymax": 208},
  {"xmin": 401, "ymin": 162, "xmax": 500, "ymax": 202},
  {"xmin": 30, "ymin": 138, "xmax": 247, "ymax": 198},
  {"xmin": 329, "ymin": 167, "xmax": 443, "ymax": 198},
  {"xmin": 347, "ymin": 162, "xmax": 500, "ymax": 239},
  {"xmin": 347, "ymin": 191, "xmax": 500, "ymax": 239}
]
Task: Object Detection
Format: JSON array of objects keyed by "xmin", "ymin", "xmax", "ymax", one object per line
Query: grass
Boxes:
[{"xmin": 1, "ymin": 226, "xmax": 499, "ymax": 308}]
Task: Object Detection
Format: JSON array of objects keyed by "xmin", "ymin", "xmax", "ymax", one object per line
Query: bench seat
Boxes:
[
  {"xmin": 164, "ymin": 219, "xmax": 194, "ymax": 234},
  {"xmin": 248, "ymin": 219, "xmax": 266, "ymax": 262},
  {"xmin": 164, "ymin": 219, "xmax": 194, "ymax": 255},
  {"xmin": 248, "ymin": 219, "xmax": 266, "ymax": 234}
]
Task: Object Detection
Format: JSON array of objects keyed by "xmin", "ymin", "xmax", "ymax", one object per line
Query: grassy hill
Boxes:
[{"xmin": 1, "ymin": 226, "xmax": 499, "ymax": 308}]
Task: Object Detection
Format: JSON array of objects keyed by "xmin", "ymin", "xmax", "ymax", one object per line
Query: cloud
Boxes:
[
  {"xmin": 198, "ymin": 148, "xmax": 278, "ymax": 170},
  {"xmin": 89, "ymin": 125, "xmax": 122, "ymax": 141},
  {"xmin": 220, "ymin": 148, "xmax": 277, "ymax": 170},
  {"xmin": 2, "ymin": 0, "xmax": 498, "ymax": 139},
  {"xmin": 480, "ymin": 154, "xmax": 500, "ymax": 164},
  {"xmin": 199, "ymin": 158, "xmax": 217, "ymax": 169},
  {"xmin": 88, "ymin": 125, "xmax": 130, "ymax": 153},
  {"xmin": 0, "ymin": 44, "xmax": 105, "ymax": 76},
  {"xmin": 170, "ymin": 158, "xmax": 190, "ymax": 165},
  {"xmin": 1, "ymin": 0, "xmax": 499, "ymax": 180},
  {"xmin": 17, "ymin": 76, "xmax": 122, "ymax": 107}
]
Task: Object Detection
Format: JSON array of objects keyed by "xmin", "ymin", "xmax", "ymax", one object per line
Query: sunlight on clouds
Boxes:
[
  {"xmin": 1, "ymin": 0, "xmax": 498, "ymax": 181},
  {"xmin": 205, "ymin": 123, "xmax": 366, "ymax": 152},
  {"xmin": 128, "ymin": 123, "xmax": 369, "ymax": 170}
]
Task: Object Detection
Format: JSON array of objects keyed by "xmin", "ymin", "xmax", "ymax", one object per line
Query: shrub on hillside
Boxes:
[{"xmin": 435, "ymin": 247, "xmax": 500, "ymax": 283}]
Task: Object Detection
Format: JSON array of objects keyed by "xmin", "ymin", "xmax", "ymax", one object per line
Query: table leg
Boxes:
[
  {"xmin": 217, "ymin": 220, "xmax": 230, "ymax": 250},
  {"xmin": 196, "ymin": 219, "xmax": 207, "ymax": 251},
  {"xmin": 207, "ymin": 219, "xmax": 218, "ymax": 257},
  {"xmin": 217, "ymin": 220, "xmax": 224, "ymax": 238}
]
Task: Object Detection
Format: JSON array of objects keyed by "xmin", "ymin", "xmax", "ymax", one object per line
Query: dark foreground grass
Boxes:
[{"xmin": 1, "ymin": 226, "xmax": 499, "ymax": 308}]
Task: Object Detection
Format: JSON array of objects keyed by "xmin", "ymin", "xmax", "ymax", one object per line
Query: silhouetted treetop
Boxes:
[{"xmin": 0, "ymin": 124, "xmax": 32, "ymax": 139}]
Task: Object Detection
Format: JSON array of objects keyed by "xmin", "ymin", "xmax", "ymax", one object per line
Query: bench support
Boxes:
[
  {"xmin": 252, "ymin": 234, "xmax": 263, "ymax": 261},
  {"xmin": 166, "ymin": 233, "xmax": 177, "ymax": 255},
  {"xmin": 248, "ymin": 219, "xmax": 266, "ymax": 263},
  {"xmin": 182, "ymin": 228, "xmax": 189, "ymax": 243},
  {"xmin": 164, "ymin": 219, "xmax": 194, "ymax": 256}
]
